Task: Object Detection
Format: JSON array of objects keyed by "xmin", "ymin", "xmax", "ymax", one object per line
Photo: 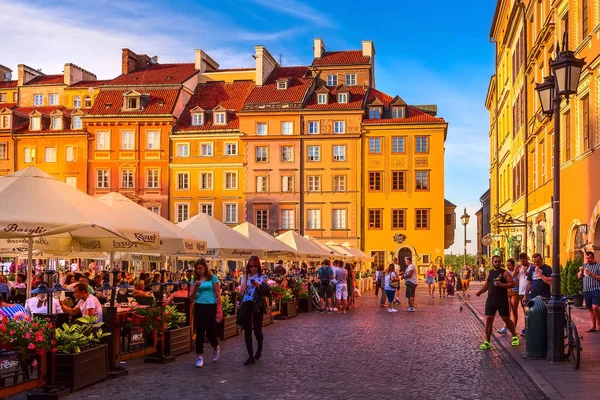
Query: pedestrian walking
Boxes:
[
  {"xmin": 189, "ymin": 258, "xmax": 222, "ymax": 368},
  {"xmin": 345, "ymin": 263, "xmax": 355, "ymax": 310},
  {"xmin": 478, "ymin": 264, "xmax": 485, "ymax": 282},
  {"xmin": 476, "ymin": 255, "xmax": 519, "ymax": 350},
  {"xmin": 446, "ymin": 266, "xmax": 456, "ymax": 297},
  {"xmin": 517, "ymin": 253, "xmax": 531, "ymax": 336},
  {"xmin": 425, "ymin": 263, "xmax": 436, "ymax": 298},
  {"xmin": 498, "ymin": 259, "xmax": 519, "ymax": 335},
  {"xmin": 384, "ymin": 263, "xmax": 400, "ymax": 312},
  {"xmin": 577, "ymin": 251, "xmax": 600, "ymax": 332},
  {"xmin": 375, "ymin": 264, "xmax": 384, "ymax": 297},
  {"xmin": 239, "ymin": 256, "xmax": 268, "ymax": 366},
  {"xmin": 461, "ymin": 264, "xmax": 471, "ymax": 297},
  {"xmin": 393, "ymin": 258, "xmax": 402, "ymax": 303},
  {"xmin": 437, "ymin": 263, "xmax": 447, "ymax": 298},
  {"xmin": 402, "ymin": 257, "xmax": 418, "ymax": 311},
  {"xmin": 334, "ymin": 264, "xmax": 348, "ymax": 313},
  {"xmin": 317, "ymin": 259, "xmax": 334, "ymax": 313}
]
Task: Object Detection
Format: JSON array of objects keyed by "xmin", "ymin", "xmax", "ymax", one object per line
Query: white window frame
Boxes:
[
  {"xmin": 147, "ymin": 131, "xmax": 160, "ymax": 150},
  {"xmin": 277, "ymin": 80, "xmax": 287, "ymax": 90},
  {"xmin": 337, "ymin": 93, "xmax": 348, "ymax": 103},
  {"xmin": 307, "ymin": 209, "xmax": 321, "ymax": 230},
  {"xmin": 213, "ymin": 112, "xmax": 226, "ymax": 125},
  {"xmin": 224, "ymin": 203, "xmax": 238, "ymax": 224},
  {"xmin": 33, "ymin": 94, "xmax": 43, "ymax": 106},
  {"xmin": 345, "ymin": 74, "xmax": 356, "ymax": 86},
  {"xmin": 327, "ymin": 74, "xmax": 337, "ymax": 86},
  {"xmin": 257, "ymin": 122, "xmax": 268, "ymax": 136},
  {"xmin": 0, "ymin": 142, "xmax": 7, "ymax": 159},
  {"xmin": 255, "ymin": 209, "xmax": 268, "ymax": 229},
  {"xmin": 121, "ymin": 169, "xmax": 135, "ymax": 188},
  {"xmin": 0, "ymin": 115, "xmax": 10, "ymax": 129},
  {"xmin": 83, "ymin": 96, "xmax": 92, "ymax": 108},
  {"xmin": 30, "ymin": 117, "xmax": 41, "ymax": 131},
  {"xmin": 73, "ymin": 96, "xmax": 81, "ymax": 109},
  {"xmin": 199, "ymin": 202, "xmax": 214, "ymax": 217},
  {"xmin": 72, "ymin": 116, "xmax": 82, "ymax": 129},
  {"xmin": 125, "ymin": 96, "xmax": 140, "ymax": 110},
  {"xmin": 333, "ymin": 145, "xmax": 346, "ymax": 161},
  {"xmin": 146, "ymin": 169, "xmax": 160, "ymax": 188},
  {"xmin": 200, "ymin": 143, "xmax": 213, "ymax": 156},
  {"xmin": 392, "ymin": 107, "xmax": 404, "ymax": 118},
  {"xmin": 308, "ymin": 121, "xmax": 319, "ymax": 134},
  {"xmin": 281, "ymin": 209, "xmax": 295, "ymax": 229},
  {"xmin": 333, "ymin": 209, "xmax": 347, "ymax": 229},
  {"xmin": 51, "ymin": 116, "xmax": 62, "ymax": 130},
  {"xmin": 256, "ymin": 176, "xmax": 269, "ymax": 192},
  {"xmin": 96, "ymin": 132, "xmax": 110, "ymax": 150},
  {"xmin": 199, "ymin": 172, "xmax": 214, "ymax": 190},
  {"xmin": 175, "ymin": 203, "xmax": 190, "ymax": 223},
  {"xmin": 281, "ymin": 146, "xmax": 293, "ymax": 162},
  {"xmin": 0, "ymin": 93, "xmax": 6, "ymax": 102},
  {"xmin": 121, "ymin": 131, "xmax": 135, "ymax": 150},
  {"xmin": 96, "ymin": 169, "xmax": 109, "ymax": 189},
  {"xmin": 333, "ymin": 175, "xmax": 346, "ymax": 192},
  {"xmin": 281, "ymin": 175, "xmax": 293, "ymax": 192},
  {"xmin": 176, "ymin": 143, "xmax": 190, "ymax": 157},
  {"xmin": 224, "ymin": 171, "xmax": 238, "ymax": 190},
  {"xmin": 49, "ymin": 93, "xmax": 59, "ymax": 106},
  {"xmin": 317, "ymin": 93, "xmax": 327, "ymax": 104},
  {"xmin": 65, "ymin": 176, "xmax": 77, "ymax": 188},
  {"xmin": 65, "ymin": 146, "xmax": 75, "ymax": 162},
  {"xmin": 147, "ymin": 206, "xmax": 160, "ymax": 215},
  {"xmin": 334, "ymin": 121, "xmax": 345, "ymax": 133},
  {"xmin": 24, "ymin": 147, "xmax": 35, "ymax": 163},
  {"xmin": 44, "ymin": 147, "xmax": 57, "ymax": 163},
  {"xmin": 307, "ymin": 145, "xmax": 320, "ymax": 161},
  {"xmin": 282, "ymin": 121, "xmax": 293, "ymax": 135},
  {"xmin": 256, "ymin": 146, "xmax": 268, "ymax": 162},
  {"xmin": 225, "ymin": 142, "xmax": 238, "ymax": 155},
  {"xmin": 176, "ymin": 172, "xmax": 190, "ymax": 190},
  {"xmin": 308, "ymin": 175, "xmax": 321, "ymax": 192},
  {"xmin": 191, "ymin": 113, "xmax": 204, "ymax": 126}
]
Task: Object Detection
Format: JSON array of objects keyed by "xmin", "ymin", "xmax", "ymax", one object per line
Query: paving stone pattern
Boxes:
[{"xmin": 63, "ymin": 286, "xmax": 546, "ymax": 400}]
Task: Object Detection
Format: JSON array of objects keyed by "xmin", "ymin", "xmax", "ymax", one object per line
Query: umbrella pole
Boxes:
[
  {"xmin": 109, "ymin": 251, "xmax": 114, "ymax": 271},
  {"xmin": 27, "ymin": 236, "xmax": 33, "ymax": 299}
]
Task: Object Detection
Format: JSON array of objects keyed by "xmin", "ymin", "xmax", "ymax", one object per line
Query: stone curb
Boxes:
[{"xmin": 459, "ymin": 294, "xmax": 563, "ymax": 400}]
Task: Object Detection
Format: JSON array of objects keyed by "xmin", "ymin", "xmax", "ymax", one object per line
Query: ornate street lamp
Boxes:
[
  {"xmin": 534, "ymin": 33, "xmax": 586, "ymax": 363},
  {"xmin": 461, "ymin": 208, "xmax": 470, "ymax": 268}
]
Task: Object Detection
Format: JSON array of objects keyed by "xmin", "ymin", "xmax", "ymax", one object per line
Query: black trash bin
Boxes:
[{"xmin": 525, "ymin": 296, "xmax": 547, "ymax": 358}]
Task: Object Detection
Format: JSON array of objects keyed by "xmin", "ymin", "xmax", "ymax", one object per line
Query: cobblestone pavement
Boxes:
[{"xmin": 63, "ymin": 286, "xmax": 546, "ymax": 400}]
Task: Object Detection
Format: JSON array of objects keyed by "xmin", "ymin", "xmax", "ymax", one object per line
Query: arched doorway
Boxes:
[{"xmin": 397, "ymin": 247, "xmax": 412, "ymax": 272}]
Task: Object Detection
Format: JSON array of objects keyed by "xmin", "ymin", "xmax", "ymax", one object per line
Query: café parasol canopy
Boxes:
[
  {"xmin": 275, "ymin": 230, "xmax": 330, "ymax": 260},
  {"xmin": 304, "ymin": 236, "xmax": 350, "ymax": 261},
  {"xmin": 233, "ymin": 222, "xmax": 297, "ymax": 260},
  {"xmin": 177, "ymin": 213, "xmax": 263, "ymax": 259}
]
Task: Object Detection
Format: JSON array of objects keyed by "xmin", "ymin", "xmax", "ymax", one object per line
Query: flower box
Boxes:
[
  {"xmin": 298, "ymin": 298, "xmax": 313, "ymax": 313},
  {"xmin": 164, "ymin": 326, "xmax": 191, "ymax": 357},
  {"xmin": 262, "ymin": 309, "xmax": 272, "ymax": 327},
  {"xmin": 217, "ymin": 315, "xmax": 238, "ymax": 340},
  {"xmin": 281, "ymin": 301, "xmax": 297, "ymax": 318},
  {"xmin": 55, "ymin": 345, "xmax": 108, "ymax": 392}
]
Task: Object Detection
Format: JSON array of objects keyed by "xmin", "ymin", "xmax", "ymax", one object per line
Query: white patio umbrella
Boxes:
[
  {"xmin": 177, "ymin": 214, "xmax": 263, "ymax": 259},
  {"xmin": 304, "ymin": 236, "xmax": 349, "ymax": 260},
  {"xmin": 233, "ymin": 222, "xmax": 297, "ymax": 260},
  {"xmin": 275, "ymin": 230, "xmax": 330, "ymax": 260}
]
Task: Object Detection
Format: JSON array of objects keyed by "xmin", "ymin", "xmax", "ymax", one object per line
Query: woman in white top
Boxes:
[
  {"xmin": 384, "ymin": 263, "xmax": 400, "ymax": 313},
  {"xmin": 25, "ymin": 294, "xmax": 62, "ymax": 317}
]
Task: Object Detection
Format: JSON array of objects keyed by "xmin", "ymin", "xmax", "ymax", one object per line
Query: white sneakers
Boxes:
[
  {"xmin": 195, "ymin": 356, "xmax": 203, "ymax": 368},
  {"xmin": 212, "ymin": 346, "xmax": 220, "ymax": 362},
  {"xmin": 387, "ymin": 308, "xmax": 397, "ymax": 313}
]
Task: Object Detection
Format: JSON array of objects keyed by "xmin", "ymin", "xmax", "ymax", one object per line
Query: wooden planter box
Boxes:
[
  {"xmin": 55, "ymin": 344, "xmax": 108, "ymax": 392},
  {"xmin": 281, "ymin": 301, "xmax": 297, "ymax": 318},
  {"xmin": 0, "ymin": 352, "xmax": 44, "ymax": 398},
  {"xmin": 298, "ymin": 298, "xmax": 313, "ymax": 313},
  {"xmin": 262, "ymin": 309, "xmax": 272, "ymax": 326},
  {"xmin": 164, "ymin": 326, "xmax": 191, "ymax": 357},
  {"xmin": 217, "ymin": 315, "xmax": 238, "ymax": 340}
]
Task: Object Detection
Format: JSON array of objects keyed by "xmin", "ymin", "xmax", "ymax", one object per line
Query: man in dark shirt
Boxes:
[
  {"xmin": 524, "ymin": 253, "xmax": 552, "ymax": 302},
  {"xmin": 436, "ymin": 265, "xmax": 447, "ymax": 298}
]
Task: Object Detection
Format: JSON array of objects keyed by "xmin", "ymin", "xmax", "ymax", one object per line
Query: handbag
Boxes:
[
  {"xmin": 389, "ymin": 272, "xmax": 400, "ymax": 289},
  {"xmin": 236, "ymin": 302, "xmax": 249, "ymax": 326}
]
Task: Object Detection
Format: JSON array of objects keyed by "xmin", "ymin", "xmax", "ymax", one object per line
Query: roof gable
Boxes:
[
  {"xmin": 243, "ymin": 66, "xmax": 313, "ymax": 110},
  {"xmin": 312, "ymin": 50, "xmax": 370, "ymax": 66},
  {"xmin": 390, "ymin": 95, "xmax": 407, "ymax": 106}
]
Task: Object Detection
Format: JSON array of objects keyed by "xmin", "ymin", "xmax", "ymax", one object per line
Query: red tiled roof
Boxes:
[
  {"xmin": 25, "ymin": 75, "xmax": 65, "ymax": 85},
  {"xmin": 105, "ymin": 63, "xmax": 197, "ymax": 86},
  {"xmin": 212, "ymin": 68, "xmax": 255, "ymax": 72},
  {"xmin": 243, "ymin": 66, "xmax": 313, "ymax": 110},
  {"xmin": 67, "ymin": 80, "xmax": 109, "ymax": 88},
  {"xmin": 304, "ymin": 85, "xmax": 367, "ymax": 110},
  {"xmin": 174, "ymin": 80, "xmax": 255, "ymax": 131},
  {"xmin": 312, "ymin": 50, "xmax": 370, "ymax": 66},
  {"xmin": 363, "ymin": 106, "xmax": 445, "ymax": 125},
  {"xmin": 9, "ymin": 107, "xmax": 83, "ymax": 134},
  {"xmin": 86, "ymin": 89, "xmax": 180, "ymax": 116},
  {"xmin": 366, "ymin": 88, "xmax": 394, "ymax": 107},
  {"xmin": 0, "ymin": 103, "xmax": 17, "ymax": 110},
  {"xmin": 0, "ymin": 80, "xmax": 17, "ymax": 89},
  {"xmin": 12, "ymin": 106, "xmax": 69, "ymax": 116}
]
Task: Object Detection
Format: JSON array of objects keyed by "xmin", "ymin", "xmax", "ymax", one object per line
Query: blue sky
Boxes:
[{"xmin": 0, "ymin": 0, "xmax": 496, "ymax": 254}]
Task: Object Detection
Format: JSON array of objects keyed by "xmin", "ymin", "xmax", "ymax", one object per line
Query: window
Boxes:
[
  {"xmin": 176, "ymin": 203, "xmax": 189, "ymax": 223},
  {"xmin": 225, "ymin": 143, "xmax": 237, "ymax": 155},
  {"xmin": 369, "ymin": 137, "xmax": 381, "ymax": 154},
  {"xmin": 214, "ymin": 112, "xmax": 226, "ymax": 125},
  {"xmin": 121, "ymin": 131, "xmax": 134, "ymax": 150},
  {"xmin": 282, "ymin": 176, "xmax": 294, "ymax": 192},
  {"xmin": 277, "ymin": 80, "xmax": 287, "ymax": 90},
  {"xmin": 12, "ymin": 93, "xmax": 17, "ymax": 102},
  {"xmin": 368, "ymin": 209, "xmax": 382, "ymax": 229},
  {"xmin": 257, "ymin": 122, "xmax": 267, "ymax": 136},
  {"xmin": 256, "ymin": 210, "xmax": 268, "ymax": 229},
  {"xmin": 540, "ymin": 140, "xmax": 546, "ymax": 184},
  {"xmin": 564, "ymin": 110, "xmax": 571, "ymax": 161},
  {"xmin": 147, "ymin": 206, "xmax": 160, "ymax": 215},
  {"xmin": 30, "ymin": 117, "xmax": 41, "ymax": 131},
  {"xmin": 0, "ymin": 93, "xmax": 5, "ymax": 102},
  {"xmin": 121, "ymin": 169, "xmax": 134, "ymax": 188},
  {"xmin": 224, "ymin": 172, "xmax": 237, "ymax": 189},
  {"xmin": 415, "ymin": 171, "xmax": 429, "ymax": 190},
  {"xmin": 282, "ymin": 122, "xmax": 293, "ymax": 135},
  {"xmin": 44, "ymin": 147, "xmax": 56, "ymax": 163},
  {"xmin": 333, "ymin": 145, "xmax": 346, "ymax": 161},
  {"xmin": 582, "ymin": 0, "xmax": 589, "ymax": 37},
  {"xmin": 73, "ymin": 96, "xmax": 81, "ymax": 109},
  {"xmin": 72, "ymin": 116, "xmax": 82, "ymax": 129},
  {"xmin": 281, "ymin": 209, "xmax": 294, "ymax": 229},
  {"xmin": 200, "ymin": 203, "xmax": 213, "ymax": 217},
  {"xmin": 49, "ymin": 93, "xmax": 59, "ymax": 105},
  {"xmin": 201, "ymin": 143, "xmax": 213, "ymax": 156},
  {"xmin": 281, "ymin": 146, "xmax": 293, "ymax": 162},
  {"xmin": 392, "ymin": 209, "xmax": 406, "ymax": 229},
  {"xmin": 416, "ymin": 136, "xmax": 429, "ymax": 153},
  {"xmin": 0, "ymin": 143, "xmax": 6, "ymax": 159},
  {"xmin": 333, "ymin": 121, "xmax": 345, "ymax": 133},
  {"xmin": 345, "ymin": 74, "xmax": 356, "ymax": 86},
  {"xmin": 422, "ymin": 255, "xmax": 431, "ymax": 264},
  {"xmin": 369, "ymin": 171, "xmax": 382, "ymax": 191},
  {"xmin": 126, "ymin": 96, "xmax": 139, "ymax": 110},
  {"xmin": 531, "ymin": 149, "xmax": 537, "ymax": 189},
  {"xmin": 392, "ymin": 107, "xmax": 404, "ymax": 118},
  {"xmin": 416, "ymin": 209, "xmax": 430, "ymax": 229},
  {"xmin": 333, "ymin": 209, "xmax": 346, "ymax": 229},
  {"xmin": 65, "ymin": 146, "xmax": 75, "ymax": 162},
  {"xmin": 147, "ymin": 131, "xmax": 160, "ymax": 150},
  {"xmin": 307, "ymin": 209, "xmax": 321, "ymax": 229},
  {"xmin": 307, "ymin": 146, "xmax": 320, "ymax": 161},
  {"xmin": 96, "ymin": 169, "xmax": 109, "ymax": 188},
  {"xmin": 308, "ymin": 121, "xmax": 319, "ymax": 134},
  {"xmin": 256, "ymin": 176, "xmax": 268, "ymax": 192},
  {"xmin": 177, "ymin": 143, "xmax": 189, "ymax": 157},
  {"xmin": 327, "ymin": 74, "xmax": 337, "ymax": 86},
  {"xmin": 97, "ymin": 132, "xmax": 110, "ymax": 150},
  {"xmin": 83, "ymin": 96, "xmax": 92, "ymax": 108},
  {"xmin": 34, "ymin": 94, "xmax": 43, "ymax": 106},
  {"xmin": 256, "ymin": 146, "xmax": 267, "ymax": 162},
  {"xmin": 308, "ymin": 176, "xmax": 321, "ymax": 191},
  {"xmin": 191, "ymin": 113, "xmax": 203, "ymax": 126},
  {"xmin": 392, "ymin": 171, "xmax": 405, "ymax": 191},
  {"xmin": 338, "ymin": 93, "xmax": 348, "ymax": 103},
  {"xmin": 582, "ymin": 95, "xmax": 590, "ymax": 150},
  {"xmin": 147, "ymin": 169, "xmax": 159, "ymax": 188},
  {"xmin": 392, "ymin": 137, "xmax": 405, "ymax": 153},
  {"xmin": 51, "ymin": 116, "xmax": 62, "ymax": 130},
  {"xmin": 317, "ymin": 93, "xmax": 327, "ymax": 104},
  {"xmin": 333, "ymin": 175, "xmax": 346, "ymax": 192},
  {"xmin": 199, "ymin": 172, "xmax": 213, "ymax": 189},
  {"xmin": 0, "ymin": 115, "xmax": 10, "ymax": 128},
  {"xmin": 24, "ymin": 147, "xmax": 35, "ymax": 163},
  {"xmin": 225, "ymin": 203, "xmax": 238, "ymax": 224},
  {"xmin": 177, "ymin": 172, "xmax": 189, "ymax": 190},
  {"xmin": 65, "ymin": 177, "xmax": 77, "ymax": 188},
  {"xmin": 369, "ymin": 107, "xmax": 381, "ymax": 119}
]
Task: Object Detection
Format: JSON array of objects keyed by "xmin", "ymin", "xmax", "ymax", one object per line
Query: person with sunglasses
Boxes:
[{"xmin": 239, "ymin": 255, "xmax": 268, "ymax": 366}]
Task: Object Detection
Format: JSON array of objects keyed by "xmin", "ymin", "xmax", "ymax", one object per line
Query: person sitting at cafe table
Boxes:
[
  {"xmin": 0, "ymin": 296, "xmax": 27, "ymax": 319},
  {"xmin": 25, "ymin": 291, "xmax": 62, "ymax": 317},
  {"xmin": 60, "ymin": 282, "xmax": 103, "ymax": 322},
  {"xmin": 79, "ymin": 277, "xmax": 95, "ymax": 296},
  {"xmin": 167, "ymin": 284, "xmax": 189, "ymax": 305},
  {"xmin": 132, "ymin": 281, "xmax": 152, "ymax": 297}
]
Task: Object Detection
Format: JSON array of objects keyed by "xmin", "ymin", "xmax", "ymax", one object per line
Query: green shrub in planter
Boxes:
[
  {"xmin": 55, "ymin": 315, "xmax": 110, "ymax": 354},
  {"xmin": 221, "ymin": 294, "xmax": 235, "ymax": 316},
  {"xmin": 298, "ymin": 290, "xmax": 310, "ymax": 300}
]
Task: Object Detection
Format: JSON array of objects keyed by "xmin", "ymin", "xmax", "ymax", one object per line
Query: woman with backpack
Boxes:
[
  {"xmin": 384, "ymin": 263, "xmax": 401, "ymax": 313},
  {"xmin": 239, "ymin": 255, "xmax": 269, "ymax": 366}
]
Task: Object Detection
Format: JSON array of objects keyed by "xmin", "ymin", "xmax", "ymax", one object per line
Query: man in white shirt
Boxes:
[
  {"xmin": 401, "ymin": 256, "xmax": 418, "ymax": 312},
  {"xmin": 60, "ymin": 282, "xmax": 103, "ymax": 322}
]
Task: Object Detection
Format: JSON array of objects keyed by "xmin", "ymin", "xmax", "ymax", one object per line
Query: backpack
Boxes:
[{"xmin": 318, "ymin": 266, "xmax": 332, "ymax": 285}]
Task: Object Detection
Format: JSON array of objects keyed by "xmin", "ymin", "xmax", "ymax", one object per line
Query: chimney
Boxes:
[
  {"xmin": 64, "ymin": 63, "xmax": 97, "ymax": 86},
  {"xmin": 254, "ymin": 46, "xmax": 278, "ymax": 87},
  {"xmin": 362, "ymin": 40, "xmax": 375, "ymax": 58},
  {"xmin": 195, "ymin": 49, "xmax": 219, "ymax": 73},
  {"xmin": 17, "ymin": 64, "xmax": 43, "ymax": 86},
  {"xmin": 121, "ymin": 48, "xmax": 152, "ymax": 74},
  {"xmin": 314, "ymin": 38, "xmax": 325, "ymax": 59},
  {"xmin": 64, "ymin": 64, "xmax": 72, "ymax": 85}
]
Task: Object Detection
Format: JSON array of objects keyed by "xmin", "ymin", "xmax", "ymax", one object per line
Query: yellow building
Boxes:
[{"xmin": 488, "ymin": 0, "xmax": 600, "ymax": 264}]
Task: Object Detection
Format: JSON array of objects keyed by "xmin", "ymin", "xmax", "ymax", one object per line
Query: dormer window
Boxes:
[
  {"xmin": 277, "ymin": 79, "xmax": 289, "ymax": 90},
  {"xmin": 338, "ymin": 93, "xmax": 348, "ymax": 103},
  {"xmin": 30, "ymin": 116, "xmax": 41, "ymax": 131},
  {"xmin": 83, "ymin": 96, "xmax": 92, "ymax": 108},
  {"xmin": 123, "ymin": 91, "xmax": 142, "ymax": 111},
  {"xmin": 72, "ymin": 116, "xmax": 82, "ymax": 129},
  {"xmin": 0, "ymin": 115, "xmax": 10, "ymax": 129},
  {"xmin": 392, "ymin": 106, "xmax": 406, "ymax": 118},
  {"xmin": 214, "ymin": 112, "xmax": 226, "ymax": 125},
  {"xmin": 317, "ymin": 93, "xmax": 327, "ymax": 104},
  {"xmin": 369, "ymin": 107, "xmax": 382, "ymax": 119},
  {"xmin": 192, "ymin": 113, "xmax": 204, "ymax": 126},
  {"xmin": 126, "ymin": 97, "xmax": 139, "ymax": 110},
  {"xmin": 51, "ymin": 116, "xmax": 62, "ymax": 130}
]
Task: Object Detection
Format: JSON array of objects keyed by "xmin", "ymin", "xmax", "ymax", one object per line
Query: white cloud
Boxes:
[{"xmin": 248, "ymin": 0, "xmax": 336, "ymax": 28}]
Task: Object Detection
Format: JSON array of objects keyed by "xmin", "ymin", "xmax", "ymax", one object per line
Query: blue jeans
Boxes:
[{"xmin": 385, "ymin": 290, "xmax": 396, "ymax": 303}]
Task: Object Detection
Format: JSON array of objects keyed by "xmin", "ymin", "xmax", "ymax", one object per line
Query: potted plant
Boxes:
[
  {"xmin": 280, "ymin": 289, "xmax": 297, "ymax": 319},
  {"xmin": 568, "ymin": 258, "xmax": 584, "ymax": 307},
  {"xmin": 298, "ymin": 290, "xmax": 313, "ymax": 313},
  {"xmin": 54, "ymin": 315, "xmax": 110, "ymax": 391},
  {"xmin": 217, "ymin": 294, "xmax": 237, "ymax": 340},
  {"xmin": 163, "ymin": 305, "xmax": 190, "ymax": 357}
]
